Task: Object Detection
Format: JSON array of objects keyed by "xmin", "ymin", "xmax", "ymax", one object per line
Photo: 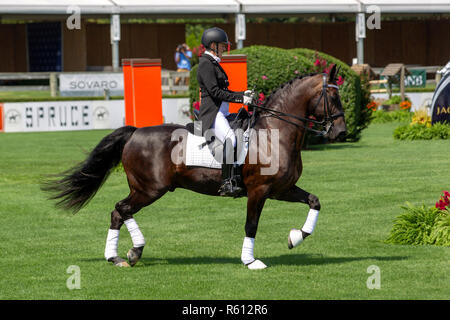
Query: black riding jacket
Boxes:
[{"xmin": 196, "ymin": 53, "xmax": 244, "ymax": 134}]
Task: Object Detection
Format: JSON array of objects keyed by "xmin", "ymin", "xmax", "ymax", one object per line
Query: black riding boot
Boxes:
[{"xmin": 218, "ymin": 140, "xmax": 243, "ymax": 197}]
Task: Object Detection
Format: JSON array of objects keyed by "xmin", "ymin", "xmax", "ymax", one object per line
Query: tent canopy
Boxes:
[{"xmin": 0, "ymin": 0, "xmax": 449, "ymax": 16}]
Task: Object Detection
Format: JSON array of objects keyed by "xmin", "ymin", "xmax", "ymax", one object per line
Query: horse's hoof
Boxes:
[
  {"xmin": 288, "ymin": 229, "xmax": 304, "ymax": 249},
  {"xmin": 246, "ymin": 259, "xmax": 267, "ymax": 270},
  {"xmin": 108, "ymin": 256, "xmax": 130, "ymax": 267},
  {"xmin": 127, "ymin": 246, "xmax": 144, "ymax": 267}
]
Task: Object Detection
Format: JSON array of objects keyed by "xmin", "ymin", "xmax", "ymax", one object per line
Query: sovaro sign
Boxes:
[
  {"xmin": 59, "ymin": 73, "xmax": 124, "ymax": 97},
  {"xmin": 2, "ymin": 100, "xmax": 125, "ymax": 132}
]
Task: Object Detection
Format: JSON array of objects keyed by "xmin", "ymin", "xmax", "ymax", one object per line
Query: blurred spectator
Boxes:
[{"xmin": 174, "ymin": 43, "xmax": 192, "ymax": 93}]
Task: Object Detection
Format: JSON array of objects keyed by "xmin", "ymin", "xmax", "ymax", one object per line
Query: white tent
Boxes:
[
  {"xmin": 2, "ymin": 0, "xmax": 449, "ymax": 15},
  {"xmin": 1, "ymin": 0, "xmax": 449, "ymax": 68}
]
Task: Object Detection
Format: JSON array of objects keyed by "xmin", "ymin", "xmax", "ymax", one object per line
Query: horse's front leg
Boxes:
[
  {"xmin": 242, "ymin": 185, "xmax": 270, "ymax": 270},
  {"xmin": 273, "ymin": 185, "xmax": 320, "ymax": 249}
]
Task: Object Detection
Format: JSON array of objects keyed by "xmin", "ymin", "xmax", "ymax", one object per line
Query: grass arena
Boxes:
[{"xmin": 0, "ymin": 122, "xmax": 448, "ymax": 300}]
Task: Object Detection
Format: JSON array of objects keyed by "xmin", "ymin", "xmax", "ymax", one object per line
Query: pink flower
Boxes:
[
  {"xmin": 436, "ymin": 200, "xmax": 447, "ymax": 210},
  {"xmin": 337, "ymin": 76, "xmax": 345, "ymax": 86},
  {"xmin": 192, "ymin": 101, "xmax": 200, "ymax": 111},
  {"xmin": 436, "ymin": 191, "xmax": 450, "ymax": 210},
  {"xmin": 257, "ymin": 92, "xmax": 265, "ymax": 105},
  {"xmin": 294, "ymin": 56, "xmax": 298, "ymax": 60},
  {"xmin": 261, "ymin": 75, "xmax": 268, "ymax": 80},
  {"xmin": 294, "ymin": 70, "xmax": 299, "ymax": 74},
  {"xmin": 321, "ymin": 59, "xmax": 327, "ymax": 67},
  {"xmin": 314, "ymin": 59, "xmax": 321, "ymax": 67}
]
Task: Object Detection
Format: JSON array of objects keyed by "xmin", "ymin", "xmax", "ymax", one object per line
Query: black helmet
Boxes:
[{"xmin": 201, "ymin": 27, "xmax": 229, "ymax": 49}]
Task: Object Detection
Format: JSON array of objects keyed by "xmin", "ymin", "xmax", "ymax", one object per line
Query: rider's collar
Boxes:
[{"xmin": 204, "ymin": 50, "xmax": 221, "ymax": 63}]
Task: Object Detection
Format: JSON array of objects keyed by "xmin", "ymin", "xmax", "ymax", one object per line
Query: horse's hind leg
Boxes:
[
  {"xmin": 105, "ymin": 210, "xmax": 129, "ymax": 267},
  {"xmin": 273, "ymin": 185, "xmax": 320, "ymax": 249}
]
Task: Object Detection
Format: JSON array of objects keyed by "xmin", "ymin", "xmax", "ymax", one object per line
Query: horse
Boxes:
[{"xmin": 42, "ymin": 64, "xmax": 346, "ymax": 270}]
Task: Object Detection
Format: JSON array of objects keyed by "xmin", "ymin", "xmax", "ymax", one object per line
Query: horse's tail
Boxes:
[{"xmin": 41, "ymin": 126, "xmax": 137, "ymax": 213}]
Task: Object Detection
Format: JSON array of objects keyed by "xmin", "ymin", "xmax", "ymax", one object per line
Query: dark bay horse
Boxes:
[{"xmin": 43, "ymin": 65, "xmax": 346, "ymax": 269}]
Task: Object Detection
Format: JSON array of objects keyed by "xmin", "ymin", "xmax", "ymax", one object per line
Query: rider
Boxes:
[{"xmin": 197, "ymin": 27, "xmax": 255, "ymax": 197}]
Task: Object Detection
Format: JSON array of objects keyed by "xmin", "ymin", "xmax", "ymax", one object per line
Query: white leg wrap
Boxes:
[
  {"xmin": 302, "ymin": 209, "xmax": 319, "ymax": 234},
  {"xmin": 241, "ymin": 237, "xmax": 255, "ymax": 265},
  {"xmin": 104, "ymin": 229, "xmax": 120, "ymax": 260},
  {"xmin": 124, "ymin": 218, "xmax": 146, "ymax": 248}
]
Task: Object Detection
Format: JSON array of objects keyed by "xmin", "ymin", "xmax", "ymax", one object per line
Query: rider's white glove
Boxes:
[
  {"xmin": 243, "ymin": 90, "xmax": 256, "ymax": 105},
  {"xmin": 243, "ymin": 95, "xmax": 253, "ymax": 105}
]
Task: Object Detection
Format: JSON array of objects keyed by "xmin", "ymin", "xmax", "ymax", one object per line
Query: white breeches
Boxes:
[{"xmin": 212, "ymin": 103, "xmax": 236, "ymax": 148}]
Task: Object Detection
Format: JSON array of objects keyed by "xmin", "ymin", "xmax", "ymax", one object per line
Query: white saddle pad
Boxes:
[
  {"xmin": 185, "ymin": 130, "xmax": 250, "ymax": 169},
  {"xmin": 185, "ymin": 133, "xmax": 222, "ymax": 169}
]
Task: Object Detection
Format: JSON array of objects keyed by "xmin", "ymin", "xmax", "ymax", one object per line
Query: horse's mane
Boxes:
[{"xmin": 262, "ymin": 72, "xmax": 318, "ymax": 109}]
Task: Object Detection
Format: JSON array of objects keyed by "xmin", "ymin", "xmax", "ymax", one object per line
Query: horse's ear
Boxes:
[{"xmin": 329, "ymin": 64, "xmax": 337, "ymax": 83}]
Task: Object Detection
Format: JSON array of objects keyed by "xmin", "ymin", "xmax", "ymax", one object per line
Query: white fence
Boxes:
[{"xmin": 0, "ymin": 71, "xmax": 191, "ymax": 96}]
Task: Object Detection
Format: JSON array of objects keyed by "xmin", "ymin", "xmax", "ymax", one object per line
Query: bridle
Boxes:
[{"xmin": 250, "ymin": 74, "xmax": 345, "ymax": 136}]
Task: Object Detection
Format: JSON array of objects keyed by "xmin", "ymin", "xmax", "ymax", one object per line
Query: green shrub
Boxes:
[
  {"xmin": 393, "ymin": 123, "xmax": 450, "ymax": 140},
  {"xmin": 189, "ymin": 45, "xmax": 372, "ymax": 142},
  {"xmin": 371, "ymin": 110, "xmax": 413, "ymax": 123},
  {"xmin": 430, "ymin": 213, "xmax": 450, "ymax": 246},
  {"xmin": 384, "ymin": 95, "xmax": 408, "ymax": 105},
  {"xmin": 386, "ymin": 204, "xmax": 450, "ymax": 246}
]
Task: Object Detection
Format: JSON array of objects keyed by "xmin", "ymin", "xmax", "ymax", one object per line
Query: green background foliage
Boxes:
[
  {"xmin": 386, "ymin": 204, "xmax": 450, "ymax": 246},
  {"xmin": 371, "ymin": 110, "xmax": 414, "ymax": 124},
  {"xmin": 393, "ymin": 123, "xmax": 450, "ymax": 140}
]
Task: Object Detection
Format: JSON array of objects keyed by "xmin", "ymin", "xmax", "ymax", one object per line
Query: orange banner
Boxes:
[
  {"xmin": 221, "ymin": 54, "xmax": 247, "ymax": 113},
  {"xmin": 122, "ymin": 58, "xmax": 163, "ymax": 128}
]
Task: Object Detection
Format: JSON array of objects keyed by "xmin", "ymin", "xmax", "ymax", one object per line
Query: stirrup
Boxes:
[{"xmin": 218, "ymin": 178, "xmax": 243, "ymax": 197}]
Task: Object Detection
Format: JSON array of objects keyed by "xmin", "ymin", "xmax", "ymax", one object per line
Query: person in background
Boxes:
[{"xmin": 174, "ymin": 43, "xmax": 193, "ymax": 92}]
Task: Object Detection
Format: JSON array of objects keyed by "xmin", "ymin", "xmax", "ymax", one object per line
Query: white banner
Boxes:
[
  {"xmin": 2, "ymin": 100, "xmax": 125, "ymax": 132},
  {"xmin": 1, "ymin": 98, "xmax": 191, "ymax": 132},
  {"xmin": 59, "ymin": 73, "xmax": 124, "ymax": 97}
]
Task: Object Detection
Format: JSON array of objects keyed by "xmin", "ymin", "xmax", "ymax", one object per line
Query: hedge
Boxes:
[
  {"xmin": 189, "ymin": 45, "xmax": 371, "ymax": 142},
  {"xmin": 393, "ymin": 122, "xmax": 450, "ymax": 140}
]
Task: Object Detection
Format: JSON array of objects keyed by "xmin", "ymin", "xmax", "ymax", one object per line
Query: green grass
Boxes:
[{"xmin": 0, "ymin": 123, "xmax": 449, "ymax": 300}]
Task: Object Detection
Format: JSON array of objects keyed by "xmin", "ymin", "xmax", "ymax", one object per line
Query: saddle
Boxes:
[{"xmin": 185, "ymin": 107, "xmax": 252, "ymax": 135}]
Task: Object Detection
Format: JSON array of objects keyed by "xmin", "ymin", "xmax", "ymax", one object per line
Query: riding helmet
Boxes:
[{"xmin": 201, "ymin": 27, "xmax": 229, "ymax": 49}]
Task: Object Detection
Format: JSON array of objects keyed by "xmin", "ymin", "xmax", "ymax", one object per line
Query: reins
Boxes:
[{"xmin": 249, "ymin": 74, "xmax": 345, "ymax": 136}]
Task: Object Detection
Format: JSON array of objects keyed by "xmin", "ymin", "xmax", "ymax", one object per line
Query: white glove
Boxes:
[
  {"xmin": 244, "ymin": 90, "xmax": 256, "ymax": 97},
  {"xmin": 243, "ymin": 95, "xmax": 253, "ymax": 105},
  {"xmin": 243, "ymin": 90, "xmax": 256, "ymax": 105}
]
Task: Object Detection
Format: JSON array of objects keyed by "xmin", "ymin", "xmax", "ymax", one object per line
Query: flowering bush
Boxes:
[
  {"xmin": 400, "ymin": 100, "xmax": 412, "ymax": 110},
  {"xmin": 436, "ymin": 191, "xmax": 450, "ymax": 211},
  {"xmin": 394, "ymin": 108, "xmax": 450, "ymax": 140},
  {"xmin": 386, "ymin": 192, "xmax": 450, "ymax": 246},
  {"xmin": 366, "ymin": 101, "xmax": 377, "ymax": 111},
  {"xmin": 410, "ymin": 109, "xmax": 431, "ymax": 127}
]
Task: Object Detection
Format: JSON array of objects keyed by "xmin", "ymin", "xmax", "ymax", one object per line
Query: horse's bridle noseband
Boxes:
[{"xmin": 251, "ymin": 74, "xmax": 345, "ymax": 136}]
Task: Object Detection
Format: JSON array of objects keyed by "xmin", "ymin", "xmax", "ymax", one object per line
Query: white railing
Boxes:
[
  {"xmin": 161, "ymin": 70, "xmax": 190, "ymax": 95},
  {"xmin": 0, "ymin": 71, "xmax": 191, "ymax": 96}
]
